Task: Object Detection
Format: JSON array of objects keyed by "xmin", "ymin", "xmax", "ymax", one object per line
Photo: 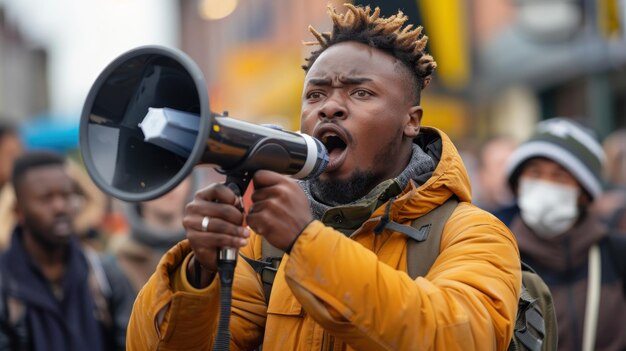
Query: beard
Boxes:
[
  {"xmin": 309, "ymin": 169, "xmax": 377, "ymax": 206},
  {"xmin": 310, "ymin": 132, "xmax": 402, "ymax": 206},
  {"xmin": 23, "ymin": 214, "xmax": 73, "ymax": 251},
  {"xmin": 310, "ymin": 132, "xmax": 404, "ymax": 206}
]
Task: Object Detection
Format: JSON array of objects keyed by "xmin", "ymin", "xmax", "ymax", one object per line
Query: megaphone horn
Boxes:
[{"xmin": 79, "ymin": 45, "xmax": 328, "ymax": 203}]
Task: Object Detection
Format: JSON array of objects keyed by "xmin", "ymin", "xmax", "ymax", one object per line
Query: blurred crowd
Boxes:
[{"xmin": 0, "ymin": 116, "xmax": 624, "ymax": 350}]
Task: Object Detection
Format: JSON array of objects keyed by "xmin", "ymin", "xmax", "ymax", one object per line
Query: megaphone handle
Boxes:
[
  {"xmin": 211, "ymin": 175, "xmax": 248, "ymax": 351},
  {"xmin": 224, "ymin": 173, "xmax": 250, "ymax": 198},
  {"xmin": 220, "ymin": 174, "xmax": 248, "ymax": 263}
]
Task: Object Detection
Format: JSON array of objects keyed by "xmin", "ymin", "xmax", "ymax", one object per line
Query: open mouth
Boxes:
[
  {"xmin": 321, "ymin": 133, "xmax": 347, "ymax": 156},
  {"xmin": 317, "ymin": 128, "xmax": 349, "ymax": 172}
]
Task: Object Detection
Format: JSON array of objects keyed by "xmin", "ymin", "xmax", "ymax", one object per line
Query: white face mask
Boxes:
[{"xmin": 517, "ymin": 178, "xmax": 580, "ymax": 238}]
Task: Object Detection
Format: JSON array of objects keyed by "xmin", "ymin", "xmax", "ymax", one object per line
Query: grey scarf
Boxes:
[{"xmin": 299, "ymin": 143, "xmax": 435, "ymax": 221}]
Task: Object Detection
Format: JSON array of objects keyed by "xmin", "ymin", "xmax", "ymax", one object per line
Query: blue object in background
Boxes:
[{"xmin": 20, "ymin": 115, "xmax": 79, "ymax": 152}]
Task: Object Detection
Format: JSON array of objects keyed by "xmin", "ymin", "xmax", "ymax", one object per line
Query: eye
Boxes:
[
  {"xmin": 306, "ymin": 91, "xmax": 325, "ymax": 100},
  {"xmin": 554, "ymin": 170, "xmax": 575, "ymax": 183},
  {"xmin": 352, "ymin": 89, "xmax": 372, "ymax": 98}
]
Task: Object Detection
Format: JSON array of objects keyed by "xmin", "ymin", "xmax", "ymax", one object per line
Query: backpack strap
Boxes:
[
  {"xmin": 406, "ymin": 197, "xmax": 459, "ymax": 279},
  {"xmin": 512, "ymin": 263, "xmax": 553, "ymax": 351},
  {"xmin": 242, "ymin": 197, "xmax": 459, "ymax": 302},
  {"xmin": 240, "ymin": 239, "xmax": 284, "ymax": 305}
]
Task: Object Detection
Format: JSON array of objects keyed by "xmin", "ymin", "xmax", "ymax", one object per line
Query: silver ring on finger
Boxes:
[{"xmin": 201, "ymin": 216, "xmax": 210, "ymax": 232}]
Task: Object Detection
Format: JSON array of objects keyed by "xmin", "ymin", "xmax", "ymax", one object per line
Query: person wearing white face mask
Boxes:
[
  {"xmin": 517, "ymin": 166, "xmax": 582, "ymax": 238},
  {"xmin": 494, "ymin": 117, "xmax": 626, "ymax": 351}
]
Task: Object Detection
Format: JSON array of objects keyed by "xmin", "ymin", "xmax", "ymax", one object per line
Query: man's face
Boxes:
[
  {"xmin": 141, "ymin": 177, "xmax": 191, "ymax": 231},
  {"xmin": 518, "ymin": 157, "xmax": 588, "ymax": 205},
  {"xmin": 478, "ymin": 138, "xmax": 517, "ymax": 206},
  {"xmin": 300, "ymin": 41, "xmax": 421, "ymax": 200},
  {"xmin": 16, "ymin": 165, "xmax": 76, "ymax": 248}
]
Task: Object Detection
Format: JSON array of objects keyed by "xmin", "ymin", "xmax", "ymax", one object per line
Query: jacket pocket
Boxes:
[
  {"xmin": 263, "ymin": 264, "xmax": 309, "ymax": 349},
  {"xmin": 266, "ymin": 263, "xmax": 302, "ymax": 316}
]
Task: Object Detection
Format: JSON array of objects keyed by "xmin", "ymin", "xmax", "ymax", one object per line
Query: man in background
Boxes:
[
  {"xmin": 592, "ymin": 128, "xmax": 626, "ymax": 233},
  {"xmin": 0, "ymin": 151, "xmax": 134, "ymax": 350},
  {"xmin": 474, "ymin": 135, "xmax": 517, "ymax": 213},
  {"xmin": 110, "ymin": 171, "xmax": 210, "ymax": 293},
  {"xmin": 497, "ymin": 118, "xmax": 626, "ymax": 351}
]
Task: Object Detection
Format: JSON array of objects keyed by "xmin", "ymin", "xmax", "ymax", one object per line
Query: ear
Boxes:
[{"xmin": 403, "ymin": 105, "xmax": 422, "ymax": 138}]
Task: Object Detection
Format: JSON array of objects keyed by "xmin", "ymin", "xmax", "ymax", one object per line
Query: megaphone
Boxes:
[
  {"xmin": 79, "ymin": 45, "xmax": 328, "ymax": 203},
  {"xmin": 79, "ymin": 45, "xmax": 329, "ymax": 350}
]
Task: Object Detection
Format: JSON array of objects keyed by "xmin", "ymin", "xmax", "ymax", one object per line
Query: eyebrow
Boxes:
[{"xmin": 307, "ymin": 77, "xmax": 372, "ymax": 86}]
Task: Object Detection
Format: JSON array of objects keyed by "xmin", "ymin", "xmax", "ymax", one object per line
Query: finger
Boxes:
[
  {"xmin": 251, "ymin": 175, "xmax": 296, "ymax": 203},
  {"xmin": 252, "ymin": 170, "xmax": 290, "ymax": 189},
  {"xmin": 185, "ymin": 215, "xmax": 250, "ymax": 238},
  {"xmin": 187, "ymin": 230, "xmax": 249, "ymax": 248},
  {"xmin": 194, "ymin": 183, "xmax": 240, "ymax": 204},
  {"xmin": 200, "ymin": 217, "xmax": 250, "ymax": 238},
  {"xmin": 247, "ymin": 197, "xmax": 270, "ymax": 215},
  {"xmin": 185, "ymin": 200, "xmax": 244, "ymax": 226},
  {"xmin": 246, "ymin": 202, "xmax": 274, "ymax": 231}
]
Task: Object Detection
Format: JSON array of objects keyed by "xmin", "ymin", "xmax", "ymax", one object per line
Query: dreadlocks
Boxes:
[{"xmin": 303, "ymin": 4, "xmax": 437, "ymax": 103}]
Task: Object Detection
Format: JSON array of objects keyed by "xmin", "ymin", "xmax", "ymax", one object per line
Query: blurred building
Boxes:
[
  {"xmin": 178, "ymin": 0, "xmax": 346, "ymax": 130},
  {"xmin": 0, "ymin": 6, "xmax": 48, "ymax": 124},
  {"xmin": 352, "ymin": 0, "xmax": 626, "ymax": 142},
  {"xmin": 0, "ymin": 0, "xmax": 178, "ymax": 150},
  {"xmin": 476, "ymin": 0, "xmax": 626, "ymax": 140},
  {"xmin": 1, "ymin": 0, "xmax": 624, "ymax": 147}
]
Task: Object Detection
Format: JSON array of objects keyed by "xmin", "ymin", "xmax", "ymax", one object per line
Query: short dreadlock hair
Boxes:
[{"xmin": 303, "ymin": 4, "xmax": 437, "ymax": 103}]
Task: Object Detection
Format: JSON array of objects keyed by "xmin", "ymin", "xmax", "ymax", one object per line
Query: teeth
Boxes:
[{"xmin": 320, "ymin": 132, "xmax": 338, "ymax": 143}]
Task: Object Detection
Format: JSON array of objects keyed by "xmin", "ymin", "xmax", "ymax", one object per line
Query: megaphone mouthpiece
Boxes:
[{"xmin": 139, "ymin": 107, "xmax": 199, "ymax": 158}]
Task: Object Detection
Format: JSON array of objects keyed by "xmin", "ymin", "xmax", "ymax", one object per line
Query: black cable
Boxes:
[
  {"xmin": 212, "ymin": 178, "xmax": 244, "ymax": 351},
  {"xmin": 213, "ymin": 259, "xmax": 236, "ymax": 351}
]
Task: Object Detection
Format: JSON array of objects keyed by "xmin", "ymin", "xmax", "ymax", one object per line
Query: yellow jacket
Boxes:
[{"xmin": 127, "ymin": 128, "xmax": 521, "ymax": 351}]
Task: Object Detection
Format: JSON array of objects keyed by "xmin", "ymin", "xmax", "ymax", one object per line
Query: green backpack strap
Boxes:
[
  {"xmin": 406, "ymin": 197, "xmax": 459, "ymax": 279},
  {"xmin": 243, "ymin": 197, "xmax": 459, "ymax": 302},
  {"xmin": 403, "ymin": 199, "xmax": 556, "ymax": 350},
  {"xmin": 240, "ymin": 238, "xmax": 285, "ymax": 305},
  {"xmin": 259, "ymin": 238, "xmax": 284, "ymax": 304},
  {"xmin": 512, "ymin": 262, "xmax": 558, "ymax": 351}
]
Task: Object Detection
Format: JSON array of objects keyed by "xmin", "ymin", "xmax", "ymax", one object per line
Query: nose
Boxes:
[
  {"xmin": 51, "ymin": 193, "xmax": 73, "ymax": 216},
  {"xmin": 318, "ymin": 94, "xmax": 346, "ymax": 121}
]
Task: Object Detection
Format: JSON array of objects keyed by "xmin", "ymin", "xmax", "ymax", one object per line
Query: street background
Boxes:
[{"xmin": 1, "ymin": 0, "xmax": 625, "ymax": 196}]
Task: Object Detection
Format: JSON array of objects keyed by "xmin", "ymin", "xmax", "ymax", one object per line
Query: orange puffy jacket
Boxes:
[{"xmin": 127, "ymin": 127, "xmax": 521, "ymax": 351}]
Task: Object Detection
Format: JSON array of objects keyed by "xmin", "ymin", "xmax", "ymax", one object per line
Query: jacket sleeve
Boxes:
[
  {"xmin": 283, "ymin": 205, "xmax": 521, "ymax": 351},
  {"xmin": 126, "ymin": 239, "xmax": 267, "ymax": 351}
]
